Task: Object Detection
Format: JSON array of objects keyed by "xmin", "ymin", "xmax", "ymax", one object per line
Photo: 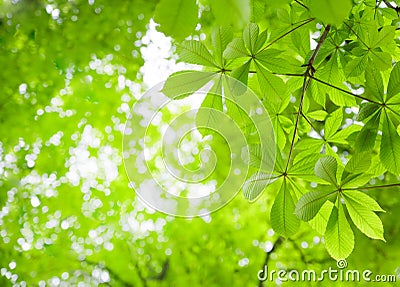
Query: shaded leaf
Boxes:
[
  {"xmin": 295, "ymin": 190, "xmax": 337, "ymax": 221},
  {"xmin": 242, "ymin": 172, "xmax": 277, "ymax": 202},
  {"xmin": 315, "ymin": 156, "xmax": 338, "ymax": 185}
]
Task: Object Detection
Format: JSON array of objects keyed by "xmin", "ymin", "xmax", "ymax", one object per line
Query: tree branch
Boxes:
[
  {"xmin": 284, "ymin": 24, "xmax": 331, "ymax": 173},
  {"xmin": 84, "ymin": 259, "xmax": 135, "ymax": 287},
  {"xmin": 258, "ymin": 237, "xmax": 284, "ymax": 287},
  {"xmin": 382, "ymin": 0, "xmax": 400, "ymax": 13}
]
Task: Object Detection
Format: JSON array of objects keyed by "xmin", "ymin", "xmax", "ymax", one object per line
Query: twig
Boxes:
[
  {"xmin": 284, "ymin": 24, "xmax": 331, "ymax": 173},
  {"xmin": 382, "ymin": 0, "xmax": 400, "ymax": 13},
  {"xmin": 258, "ymin": 237, "xmax": 284, "ymax": 287}
]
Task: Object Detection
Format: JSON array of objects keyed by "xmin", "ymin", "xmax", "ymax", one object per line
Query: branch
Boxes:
[
  {"xmin": 258, "ymin": 237, "xmax": 284, "ymax": 287},
  {"xmin": 147, "ymin": 259, "xmax": 170, "ymax": 281},
  {"xmin": 284, "ymin": 24, "xmax": 331, "ymax": 173},
  {"xmin": 84, "ymin": 259, "xmax": 135, "ymax": 287},
  {"xmin": 382, "ymin": 0, "xmax": 400, "ymax": 13}
]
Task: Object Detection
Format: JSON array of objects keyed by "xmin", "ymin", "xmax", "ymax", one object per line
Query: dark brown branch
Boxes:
[
  {"xmin": 85, "ymin": 259, "xmax": 135, "ymax": 287},
  {"xmin": 284, "ymin": 24, "xmax": 331, "ymax": 173},
  {"xmin": 382, "ymin": 0, "xmax": 400, "ymax": 13},
  {"xmin": 258, "ymin": 237, "xmax": 284, "ymax": 287},
  {"xmin": 147, "ymin": 259, "xmax": 170, "ymax": 281}
]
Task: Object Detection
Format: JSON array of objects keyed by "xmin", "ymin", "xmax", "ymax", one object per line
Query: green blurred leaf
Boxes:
[{"xmin": 154, "ymin": 0, "xmax": 198, "ymax": 40}]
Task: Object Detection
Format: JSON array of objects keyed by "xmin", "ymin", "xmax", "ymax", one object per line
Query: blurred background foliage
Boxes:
[{"xmin": 0, "ymin": 0, "xmax": 400, "ymax": 286}]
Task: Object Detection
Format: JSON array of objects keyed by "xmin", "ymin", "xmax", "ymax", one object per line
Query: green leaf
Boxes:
[
  {"xmin": 154, "ymin": 0, "xmax": 198, "ymax": 40},
  {"xmin": 211, "ymin": 26, "xmax": 233, "ymax": 67},
  {"xmin": 387, "ymin": 62, "xmax": 400, "ymax": 102},
  {"xmin": 243, "ymin": 23, "xmax": 259, "ymax": 54},
  {"xmin": 270, "ymin": 180, "xmax": 300, "ymax": 237},
  {"xmin": 177, "ymin": 41, "xmax": 217, "ymax": 67},
  {"xmin": 210, "ymin": 0, "xmax": 250, "ymax": 29},
  {"xmin": 254, "ymin": 29, "xmax": 268, "ymax": 52},
  {"xmin": 342, "ymin": 190, "xmax": 385, "ymax": 212},
  {"xmin": 344, "ymin": 152, "xmax": 372, "ymax": 174},
  {"xmin": 307, "ymin": 110, "xmax": 328, "ymax": 121},
  {"xmin": 162, "ymin": 71, "xmax": 215, "ymax": 99},
  {"xmin": 365, "ymin": 65, "xmax": 384, "ymax": 102},
  {"xmin": 345, "ymin": 51, "xmax": 369, "ymax": 78},
  {"xmin": 340, "ymin": 173, "xmax": 372, "ymax": 188},
  {"xmin": 355, "ymin": 111, "xmax": 381, "ymax": 152},
  {"xmin": 343, "ymin": 196, "xmax": 385, "ymax": 241},
  {"xmin": 325, "ymin": 203, "xmax": 355, "ymax": 260},
  {"xmin": 242, "ymin": 172, "xmax": 277, "ymax": 202},
  {"xmin": 223, "ymin": 38, "xmax": 249, "ymax": 59},
  {"xmin": 290, "ymin": 152, "xmax": 321, "ymax": 176},
  {"xmin": 250, "ymin": 0, "xmax": 266, "ymax": 22},
  {"xmin": 325, "ymin": 108, "xmax": 343, "ymax": 139},
  {"xmin": 295, "ymin": 190, "xmax": 337, "ymax": 221},
  {"xmin": 256, "ymin": 49, "xmax": 302, "ymax": 74},
  {"xmin": 255, "ymin": 61, "xmax": 288, "ymax": 106},
  {"xmin": 329, "ymin": 125, "xmax": 362, "ymax": 145},
  {"xmin": 357, "ymin": 102, "xmax": 380, "ymax": 121},
  {"xmin": 380, "ymin": 111, "xmax": 400, "ymax": 175},
  {"xmin": 368, "ymin": 25, "xmax": 396, "ymax": 49},
  {"xmin": 230, "ymin": 60, "xmax": 251, "ymax": 86},
  {"xmin": 315, "ymin": 156, "xmax": 338, "ymax": 185},
  {"xmin": 196, "ymin": 81, "xmax": 223, "ymax": 134},
  {"xmin": 309, "ymin": 0, "xmax": 352, "ymax": 25},
  {"xmin": 308, "ymin": 201, "xmax": 334, "ymax": 234},
  {"xmin": 244, "ymin": 144, "xmax": 275, "ymax": 172}
]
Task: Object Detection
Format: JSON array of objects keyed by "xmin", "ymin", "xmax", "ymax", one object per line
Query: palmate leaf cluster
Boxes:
[
  {"xmin": 160, "ymin": 0, "xmax": 400, "ymax": 260},
  {"xmin": 1, "ymin": 0, "xmax": 400, "ymax": 286}
]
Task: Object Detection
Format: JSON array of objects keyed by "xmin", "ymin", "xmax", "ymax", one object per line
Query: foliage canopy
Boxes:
[{"xmin": 1, "ymin": 0, "xmax": 400, "ymax": 286}]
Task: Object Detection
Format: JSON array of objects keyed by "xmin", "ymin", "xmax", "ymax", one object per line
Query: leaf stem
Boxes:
[
  {"xmin": 294, "ymin": 0, "xmax": 309, "ymax": 10},
  {"xmin": 310, "ymin": 76, "xmax": 383, "ymax": 105},
  {"xmin": 343, "ymin": 21, "xmax": 370, "ymax": 49},
  {"xmin": 300, "ymin": 111, "xmax": 325, "ymax": 140},
  {"xmin": 258, "ymin": 18, "xmax": 315, "ymax": 53},
  {"xmin": 343, "ymin": 183, "xmax": 400, "ymax": 191}
]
